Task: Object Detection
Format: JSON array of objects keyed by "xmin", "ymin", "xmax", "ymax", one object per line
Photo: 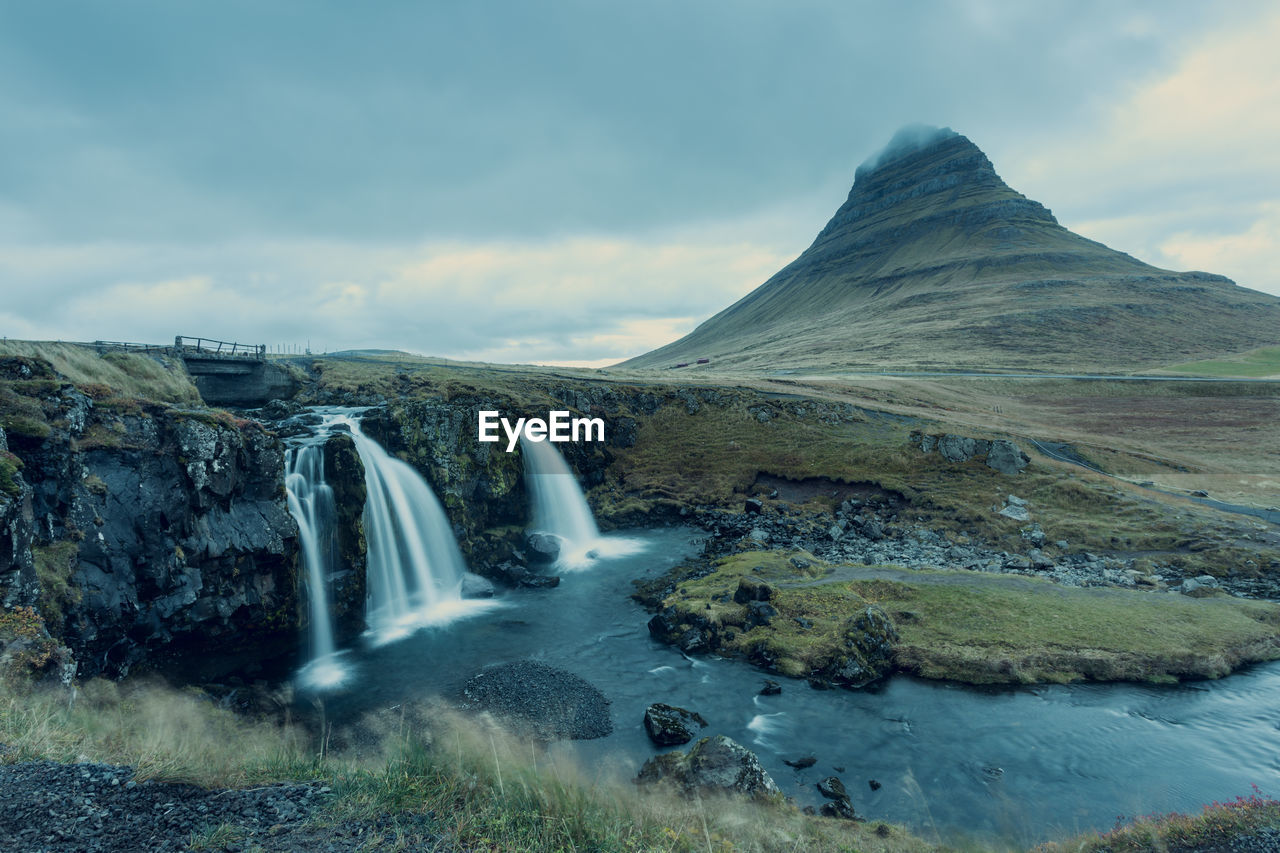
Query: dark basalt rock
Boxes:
[
  {"xmin": 643, "ymin": 702, "xmax": 708, "ymax": 746},
  {"xmin": 526, "ymin": 532, "xmax": 561, "ymax": 565},
  {"xmin": 759, "ymin": 679, "xmax": 782, "ymax": 696},
  {"xmin": 0, "ymin": 384, "xmax": 308, "ymax": 680},
  {"xmin": 636, "ymin": 735, "xmax": 780, "ymax": 800},
  {"xmin": 784, "ymin": 755, "xmax": 817, "ymax": 769}
]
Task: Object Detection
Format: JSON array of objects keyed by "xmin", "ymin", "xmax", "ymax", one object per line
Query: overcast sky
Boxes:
[{"xmin": 2, "ymin": 1, "xmax": 1277, "ymax": 366}]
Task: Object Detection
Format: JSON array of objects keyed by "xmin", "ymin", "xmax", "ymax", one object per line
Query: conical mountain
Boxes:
[{"xmin": 621, "ymin": 126, "xmax": 1280, "ymax": 373}]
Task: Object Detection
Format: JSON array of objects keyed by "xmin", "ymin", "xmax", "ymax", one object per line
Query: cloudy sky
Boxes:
[{"xmin": 2, "ymin": 1, "xmax": 1277, "ymax": 366}]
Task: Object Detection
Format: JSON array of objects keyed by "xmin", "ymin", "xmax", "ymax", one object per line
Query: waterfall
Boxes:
[
  {"xmin": 345, "ymin": 417, "xmax": 494, "ymax": 644},
  {"xmin": 284, "ymin": 439, "xmax": 349, "ymax": 689},
  {"xmin": 521, "ymin": 437, "xmax": 643, "ymax": 569},
  {"xmin": 286, "ymin": 408, "xmax": 497, "ymax": 690}
]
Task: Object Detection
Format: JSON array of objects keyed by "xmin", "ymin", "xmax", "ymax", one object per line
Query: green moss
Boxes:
[
  {"xmin": 0, "ymin": 450, "xmax": 24, "ymax": 497},
  {"xmin": 847, "ymin": 565, "xmax": 1280, "ymax": 683},
  {"xmin": 33, "ymin": 541, "xmax": 82, "ymax": 632}
]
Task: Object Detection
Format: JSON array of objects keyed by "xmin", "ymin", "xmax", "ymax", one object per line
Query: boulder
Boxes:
[
  {"xmin": 744, "ymin": 498, "xmax": 764, "ymax": 515},
  {"xmin": 643, "ymin": 703, "xmax": 708, "ymax": 746},
  {"xmin": 759, "ymin": 679, "xmax": 782, "ymax": 696},
  {"xmin": 636, "ymin": 735, "xmax": 780, "ymax": 800},
  {"xmin": 938, "ymin": 434, "xmax": 977, "ymax": 463},
  {"xmin": 460, "ymin": 572, "xmax": 496, "ymax": 599},
  {"xmin": 745, "ymin": 600, "xmax": 778, "ymax": 628},
  {"xmin": 987, "ymin": 440, "xmax": 1029, "ymax": 475},
  {"xmin": 526, "ymin": 533, "xmax": 561, "ymax": 565},
  {"xmin": 784, "ymin": 755, "xmax": 817, "ymax": 769},
  {"xmin": 733, "ymin": 578, "xmax": 774, "ymax": 604}
]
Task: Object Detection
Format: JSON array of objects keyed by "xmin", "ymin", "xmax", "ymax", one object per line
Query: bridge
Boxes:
[{"xmin": 172, "ymin": 336, "xmax": 295, "ymax": 407}]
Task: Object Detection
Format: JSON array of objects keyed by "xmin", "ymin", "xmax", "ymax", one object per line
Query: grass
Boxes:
[
  {"xmin": 1037, "ymin": 786, "xmax": 1280, "ymax": 852},
  {"xmin": 1165, "ymin": 345, "xmax": 1280, "ymax": 378},
  {"xmin": 657, "ymin": 551, "xmax": 1280, "ymax": 685},
  {"xmin": 850, "ymin": 566, "xmax": 1280, "ymax": 683},
  {"xmin": 0, "ymin": 678, "xmax": 939, "ymax": 852},
  {"xmin": 0, "ymin": 341, "xmax": 202, "ymax": 406}
]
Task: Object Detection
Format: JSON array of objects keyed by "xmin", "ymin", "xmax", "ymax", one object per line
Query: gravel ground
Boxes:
[
  {"xmin": 459, "ymin": 659, "xmax": 613, "ymax": 740},
  {"xmin": 0, "ymin": 757, "xmax": 458, "ymax": 852}
]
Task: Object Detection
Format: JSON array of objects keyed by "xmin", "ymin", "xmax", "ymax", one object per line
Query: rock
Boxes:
[
  {"xmin": 783, "ymin": 755, "xmax": 817, "ymax": 769},
  {"xmin": 520, "ymin": 575, "xmax": 561, "ymax": 589},
  {"xmin": 744, "ymin": 498, "xmax": 764, "ymax": 515},
  {"xmin": 745, "ymin": 600, "xmax": 777, "ymax": 628},
  {"xmin": 759, "ymin": 679, "xmax": 782, "ymax": 696},
  {"xmin": 862, "ymin": 520, "xmax": 886, "ymax": 541},
  {"xmin": 938, "ymin": 434, "xmax": 977, "ymax": 462},
  {"xmin": 828, "ymin": 524, "xmax": 844, "ymax": 541},
  {"xmin": 986, "ymin": 440, "xmax": 1029, "ymax": 475},
  {"xmin": 643, "ymin": 703, "xmax": 707, "ymax": 746},
  {"xmin": 733, "ymin": 578, "xmax": 774, "ymax": 604},
  {"xmin": 460, "ymin": 573, "xmax": 496, "ymax": 599},
  {"xmin": 998, "ymin": 504, "xmax": 1030, "ymax": 522},
  {"xmin": 820, "ymin": 798, "xmax": 859, "ymax": 820},
  {"xmin": 526, "ymin": 533, "xmax": 561, "ymax": 565},
  {"xmin": 869, "ymin": 779, "xmax": 881, "ymax": 791},
  {"xmin": 816, "ymin": 776, "xmax": 848, "ymax": 800},
  {"xmin": 749, "ymin": 528, "xmax": 770, "ymax": 543},
  {"xmin": 636, "ymin": 735, "xmax": 780, "ymax": 800}
]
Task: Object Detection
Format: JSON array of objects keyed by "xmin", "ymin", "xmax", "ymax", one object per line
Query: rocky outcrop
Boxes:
[
  {"xmin": 643, "ymin": 702, "xmax": 707, "ymax": 746},
  {"xmin": 636, "ymin": 735, "xmax": 780, "ymax": 800},
  {"xmin": 1, "ymin": 372, "xmax": 306, "ymax": 679},
  {"xmin": 911, "ymin": 432, "xmax": 1029, "ymax": 475}
]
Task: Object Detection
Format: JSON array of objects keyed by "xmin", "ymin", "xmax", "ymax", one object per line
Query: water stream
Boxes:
[{"xmin": 309, "ymin": 526, "xmax": 1280, "ymax": 847}]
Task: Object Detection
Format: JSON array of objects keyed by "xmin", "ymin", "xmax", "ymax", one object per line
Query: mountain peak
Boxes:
[
  {"xmin": 855, "ymin": 123, "xmax": 959, "ymax": 178},
  {"xmin": 620, "ymin": 126, "xmax": 1280, "ymax": 373}
]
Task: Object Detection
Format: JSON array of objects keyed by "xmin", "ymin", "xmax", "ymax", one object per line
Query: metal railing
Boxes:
[{"xmin": 175, "ymin": 336, "xmax": 266, "ymax": 360}]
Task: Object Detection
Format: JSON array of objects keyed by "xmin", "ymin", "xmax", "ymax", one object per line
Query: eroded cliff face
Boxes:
[
  {"xmin": 1, "ymin": 380, "xmax": 305, "ymax": 680},
  {"xmin": 358, "ymin": 384, "xmax": 648, "ymax": 570}
]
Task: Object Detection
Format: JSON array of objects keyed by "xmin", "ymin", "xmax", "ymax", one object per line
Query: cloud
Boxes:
[
  {"xmin": 1005, "ymin": 7, "xmax": 1280, "ymax": 295},
  {"xmin": 2, "ymin": 233, "xmax": 790, "ymax": 363}
]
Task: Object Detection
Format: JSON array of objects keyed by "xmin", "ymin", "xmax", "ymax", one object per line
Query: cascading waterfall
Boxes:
[
  {"xmin": 284, "ymin": 437, "xmax": 349, "ymax": 689},
  {"xmin": 521, "ymin": 437, "xmax": 643, "ymax": 569},
  {"xmin": 286, "ymin": 408, "xmax": 497, "ymax": 690},
  {"xmin": 344, "ymin": 417, "xmax": 495, "ymax": 643}
]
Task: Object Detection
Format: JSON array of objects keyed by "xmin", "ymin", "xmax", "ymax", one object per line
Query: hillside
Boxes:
[{"xmin": 621, "ymin": 126, "xmax": 1280, "ymax": 373}]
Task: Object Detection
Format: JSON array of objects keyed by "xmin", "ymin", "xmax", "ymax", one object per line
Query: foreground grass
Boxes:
[
  {"xmin": 0, "ymin": 679, "xmax": 937, "ymax": 852},
  {"xmin": 1036, "ymin": 787, "xmax": 1280, "ymax": 852},
  {"xmin": 660, "ymin": 551, "xmax": 1280, "ymax": 685}
]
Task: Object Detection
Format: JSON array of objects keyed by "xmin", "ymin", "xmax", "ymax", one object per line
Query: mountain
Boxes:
[{"xmin": 621, "ymin": 126, "xmax": 1280, "ymax": 373}]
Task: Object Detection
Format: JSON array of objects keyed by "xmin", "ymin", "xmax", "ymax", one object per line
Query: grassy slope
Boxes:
[
  {"xmin": 661, "ymin": 552, "xmax": 1280, "ymax": 685},
  {"xmin": 0, "ymin": 680, "xmax": 937, "ymax": 852},
  {"xmin": 0, "ymin": 341, "xmax": 202, "ymax": 405},
  {"xmin": 1165, "ymin": 345, "xmax": 1280, "ymax": 378}
]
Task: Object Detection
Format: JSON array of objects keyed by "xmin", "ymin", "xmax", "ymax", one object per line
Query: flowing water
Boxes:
[
  {"xmin": 285, "ymin": 408, "xmax": 497, "ymax": 689},
  {"xmin": 521, "ymin": 437, "xmax": 642, "ymax": 568},
  {"xmin": 284, "ymin": 439, "xmax": 347, "ymax": 689},
  {"xmin": 306, "ymin": 526, "xmax": 1280, "ymax": 846}
]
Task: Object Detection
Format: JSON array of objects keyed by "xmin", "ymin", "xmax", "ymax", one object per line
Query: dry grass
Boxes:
[
  {"xmin": 0, "ymin": 341, "xmax": 201, "ymax": 405},
  {"xmin": 0, "ymin": 679, "xmax": 941, "ymax": 852}
]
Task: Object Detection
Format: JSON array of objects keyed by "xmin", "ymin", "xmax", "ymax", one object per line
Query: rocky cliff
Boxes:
[{"xmin": 1, "ymin": 354, "xmax": 306, "ymax": 680}]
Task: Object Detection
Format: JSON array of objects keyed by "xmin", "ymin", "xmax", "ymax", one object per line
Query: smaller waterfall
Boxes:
[
  {"xmin": 522, "ymin": 438, "xmax": 643, "ymax": 569},
  {"xmin": 285, "ymin": 440, "xmax": 351, "ymax": 690}
]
